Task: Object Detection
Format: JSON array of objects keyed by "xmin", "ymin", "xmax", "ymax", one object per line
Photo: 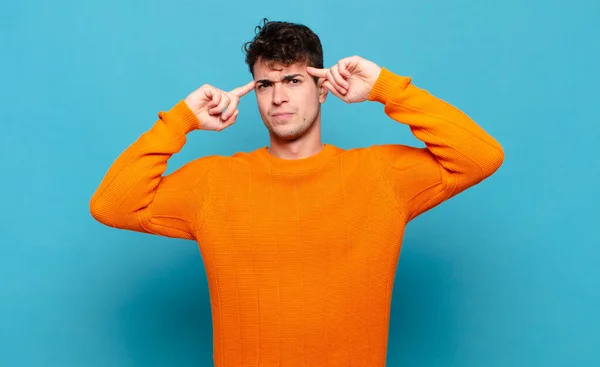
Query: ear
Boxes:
[{"xmin": 317, "ymin": 77, "xmax": 328, "ymax": 104}]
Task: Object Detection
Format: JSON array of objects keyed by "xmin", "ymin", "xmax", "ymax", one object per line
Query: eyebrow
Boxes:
[{"xmin": 256, "ymin": 74, "xmax": 304, "ymax": 84}]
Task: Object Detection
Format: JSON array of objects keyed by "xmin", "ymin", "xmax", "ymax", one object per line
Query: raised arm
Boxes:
[
  {"xmin": 90, "ymin": 81, "xmax": 255, "ymax": 239},
  {"xmin": 307, "ymin": 56, "xmax": 504, "ymax": 222},
  {"xmin": 90, "ymin": 101, "xmax": 211, "ymax": 239},
  {"xmin": 367, "ymin": 68, "xmax": 504, "ymax": 221}
]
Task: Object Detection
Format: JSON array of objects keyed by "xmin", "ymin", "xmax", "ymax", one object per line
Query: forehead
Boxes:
[{"xmin": 253, "ymin": 60, "xmax": 308, "ymax": 80}]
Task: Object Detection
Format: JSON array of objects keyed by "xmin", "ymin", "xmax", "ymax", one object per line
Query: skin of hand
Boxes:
[
  {"xmin": 184, "ymin": 80, "xmax": 256, "ymax": 131},
  {"xmin": 306, "ymin": 55, "xmax": 382, "ymax": 104}
]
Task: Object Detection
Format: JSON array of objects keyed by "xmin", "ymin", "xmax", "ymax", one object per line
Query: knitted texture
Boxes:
[{"xmin": 90, "ymin": 68, "xmax": 504, "ymax": 367}]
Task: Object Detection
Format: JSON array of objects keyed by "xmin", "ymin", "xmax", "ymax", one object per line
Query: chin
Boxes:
[
  {"xmin": 271, "ymin": 127, "xmax": 305, "ymax": 141},
  {"xmin": 272, "ymin": 120, "xmax": 315, "ymax": 141}
]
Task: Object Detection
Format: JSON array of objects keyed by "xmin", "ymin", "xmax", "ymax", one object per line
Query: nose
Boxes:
[{"xmin": 272, "ymin": 83, "xmax": 289, "ymax": 105}]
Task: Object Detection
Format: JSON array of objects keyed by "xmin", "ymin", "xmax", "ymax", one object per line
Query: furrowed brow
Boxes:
[
  {"xmin": 256, "ymin": 74, "xmax": 303, "ymax": 84},
  {"xmin": 256, "ymin": 78, "xmax": 272, "ymax": 85},
  {"xmin": 282, "ymin": 74, "xmax": 303, "ymax": 81}
]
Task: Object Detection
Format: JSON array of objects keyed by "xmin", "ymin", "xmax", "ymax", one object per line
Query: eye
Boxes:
[
  {"xmin": 290, "ymin": 78, "xmax": 300, "ymax": 84},
  {"xmin": 258, "ymin": 82, "xmax": 272, "ymax": 89}
]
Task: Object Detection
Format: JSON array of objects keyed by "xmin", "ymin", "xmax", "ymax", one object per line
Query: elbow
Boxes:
[
  {"xmin": 90, "ymin": 201, "xmax": 108, "ymax": 226},
  {"xmin": 446, "ymin": 142, "xmax": 504, "ymax": 192},
  {"xmin": 89, "ymin": 195, "xmax": 114, "ymax": 227},
  {"xmin": 490, "ymin": 145, "xmax": 505, "ymax": 173},
  {"xmin": 487, "ymin": 145, "xmax": 504, "ymax": 171},
  {"xmin": 480, "ymin": 145, "xmax": 505, "ymax": 179},
  {"xmin": 89, "ymin": 193, "xmax": 142, "ymax": 231}
]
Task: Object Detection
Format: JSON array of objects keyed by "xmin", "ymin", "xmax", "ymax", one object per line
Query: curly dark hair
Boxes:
[{"xmin": 243, "ymin": 18, "xmax": 323, "ymax": 82}]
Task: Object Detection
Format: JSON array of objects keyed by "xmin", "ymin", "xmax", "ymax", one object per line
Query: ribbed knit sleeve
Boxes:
[
  {"xmin": 89, "ymin": 100, "xmax": 216, "ymax": 239},
  {"xmin": 368, "ymin": 68, "xmax": 504, "ymax": 222}
]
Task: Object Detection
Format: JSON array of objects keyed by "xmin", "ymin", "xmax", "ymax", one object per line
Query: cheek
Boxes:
[
  {"xmin": 255, "ymin": 97, "xmax": 269, "ymax": 116},
  {"xmin": 301, "ymin": 92, "xmax": 320, "ymax": 113}
]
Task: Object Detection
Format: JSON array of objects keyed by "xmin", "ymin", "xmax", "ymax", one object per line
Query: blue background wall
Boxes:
[{"xmin": 1, "ymin": 0, "xmax": 598, "ymax": 366}]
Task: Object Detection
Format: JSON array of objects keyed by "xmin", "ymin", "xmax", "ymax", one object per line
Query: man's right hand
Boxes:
[{"xmin": 184, "ymin": 80, "xmax": 256, "ymax": 131}]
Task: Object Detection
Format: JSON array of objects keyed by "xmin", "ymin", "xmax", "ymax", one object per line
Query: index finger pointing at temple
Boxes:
[
  {"xmin": 230, "ymin": 80, "xmax": 256, "ymax": 97},
  {"xmin": 306, "ymin": 66, "xmax": 328, "ymax": 78}
]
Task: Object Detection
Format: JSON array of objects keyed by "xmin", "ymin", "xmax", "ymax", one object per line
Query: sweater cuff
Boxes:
[
  {"xmin": 367, "ymin": 67, "xmax": 412, "ymax": 104},
  {"xmin": 158, "ymin": 100, "xmax": 201, "ymax": 135}
]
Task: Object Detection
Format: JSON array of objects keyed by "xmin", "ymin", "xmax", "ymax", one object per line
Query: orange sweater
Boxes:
[{"xmin": 90, "ymin": 68, "xmax": 503, "ymax": 367}]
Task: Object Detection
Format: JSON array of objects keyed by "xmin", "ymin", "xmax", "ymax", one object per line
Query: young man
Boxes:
[{"xmin": 90, "ymin": 19, "xmax": 503, "ymax": 367}]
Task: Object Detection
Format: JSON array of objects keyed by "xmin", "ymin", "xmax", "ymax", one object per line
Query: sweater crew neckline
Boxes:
[{"xmin": 253, "ymin": 143, "xmax": 340, "ymax": 171}]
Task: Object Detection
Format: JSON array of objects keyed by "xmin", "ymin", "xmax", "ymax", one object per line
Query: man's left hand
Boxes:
[{"xmin": 306, "ymin": 55, "xmax": 382, "ymax": 104}]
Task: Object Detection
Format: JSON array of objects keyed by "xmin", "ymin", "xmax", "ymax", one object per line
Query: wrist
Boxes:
[
  {"xmin": 161, "ymin": 100, "xmax": 202, "ymax": 133},
  {"xmin": 368, "ymin": 66, "xmax": 383, "ymax": 92},
  {"xmin": 367, "ymin": 68, "xmax": 412, "ymax": 104}
]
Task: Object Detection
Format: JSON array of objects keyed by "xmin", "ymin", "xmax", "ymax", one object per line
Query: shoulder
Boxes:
[
  {"xmin": 341, "ymin": 143, "xmax": 424, "ymax": 160},
  {"xmin": 365, "ymin": 144, "xmax": 436, "ymax": 169}
]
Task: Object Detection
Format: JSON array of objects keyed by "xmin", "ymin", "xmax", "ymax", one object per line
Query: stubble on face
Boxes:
[
  {"xmin": 267, "ymin": 113, "xmax": 318, "ymax": 142},
  {"xmin": 253, "ymin": 60, "xmax": 323, "ymax": 142}
]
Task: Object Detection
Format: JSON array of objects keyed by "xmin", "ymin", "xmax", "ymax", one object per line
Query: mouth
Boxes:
[{"xmin": 271, "ymin": 112, "xmax": 295, "ymax": 121}]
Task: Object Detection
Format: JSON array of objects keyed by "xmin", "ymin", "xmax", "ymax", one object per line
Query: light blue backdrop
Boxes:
[{"xmin": 1, "ymin": 0, "xmax": 598, "ymax": 366}]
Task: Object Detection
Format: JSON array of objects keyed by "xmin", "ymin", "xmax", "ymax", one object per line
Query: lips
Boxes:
[
  {"xmin": 271, "ymin": 112, "xmax": 295, "ymax": 121},
  {"xmin": 272, "ymin": 112, "xmax": 295, "ymax": 117}
]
